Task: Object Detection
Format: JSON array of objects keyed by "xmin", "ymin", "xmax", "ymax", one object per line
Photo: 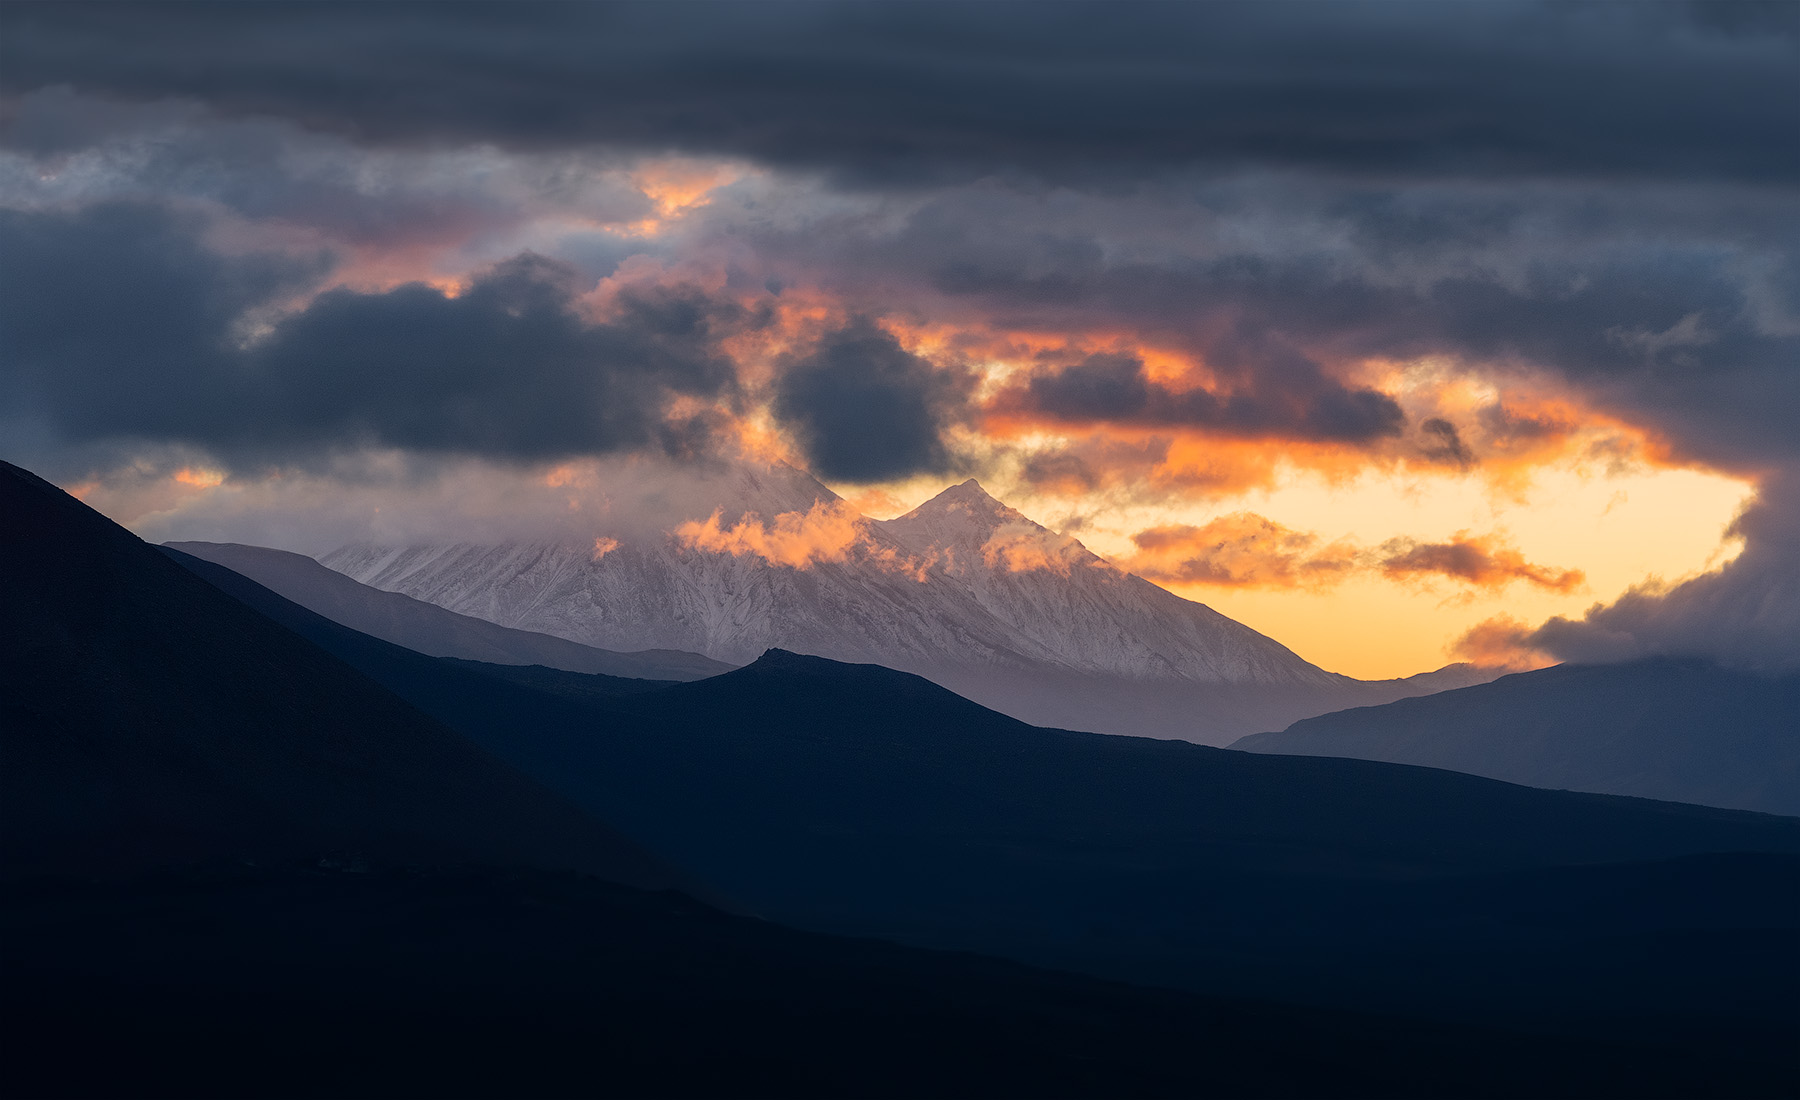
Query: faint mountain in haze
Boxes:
[
  {"xmin": 166, "ymin": 540, "xmax": 730, "ymax": 681},
  {"xmin": 1233, "ymin": 659, "xmax": 1800, "ymax": 816},
  {"xmin": 320, "ymin": 463, "xmax": 1500, "ymax": 742},
  {"xmin": 0, "ymin": 459, "xmax": 677, "ymax": 886}
]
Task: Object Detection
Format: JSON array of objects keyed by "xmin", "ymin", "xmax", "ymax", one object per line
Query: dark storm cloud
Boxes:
[
  {"xmin": 0, "ymin": 88, "xmax": 655, "ymax": 260},
  {"xmin": 805, "ymin": 180, "xmax": 1800, "ymax": 474},
  {"xmin": 1, "ymin": 1, "xmax": 1794, "ymax": 186},
  {"xmin": 774, "ymin": 319, "xmax": 972, "ymax": 483},
  {"xmin": 1465, "ymin": 472, "xmax": 1800, "ymax": 670},
  {"xmin": 0, "ymin": 203, "xmax": 748, "ymax": 462},
  {"xmin": 1010, "ymin": 348, "xmax": 1405, "ymax": 443}
]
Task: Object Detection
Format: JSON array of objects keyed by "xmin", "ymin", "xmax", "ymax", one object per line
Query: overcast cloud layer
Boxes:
[{"xmin": 1, "ymin": 0, "xmax": 1795, "ymax": 669}]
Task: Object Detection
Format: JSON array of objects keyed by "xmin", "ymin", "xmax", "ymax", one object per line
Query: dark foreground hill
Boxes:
[
  {"xmin": 168, "ymin": 545, "xmax": 1800, "ymax": 1061},
  {"xmin": 0, "ymin": 460, "xmax": 673, "ymax": 885},
  {"xmin": 14, "ymin": 863, "xmax": 1780, "ymax": 1100},
  {"xmin": 168, "ymin": 540, "xmax": 732, "ymax": 681},
  {"xmin": 20, "ymin": 461, "xmax": 1774, "ymax": 1098},
  {"xmin": 1233, "ymin": 660, "xmax": 1800, "ymax": 815},
  {"xmin": 10, "ymin": 461, "xmax": 1795, "ymax": 1096}
]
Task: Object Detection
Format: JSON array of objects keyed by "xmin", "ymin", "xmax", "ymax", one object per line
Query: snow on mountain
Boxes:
[
  {"xmin": 321, "ymin": 462, "xmax": 1493, "ymax": 741},
  {"xmin": 164, "ymin": 540, "xmax": 731, "ymax": 681},
  {"xmin": 879, "ymin": 480, "xmax": 1342, "ymax": 687}
]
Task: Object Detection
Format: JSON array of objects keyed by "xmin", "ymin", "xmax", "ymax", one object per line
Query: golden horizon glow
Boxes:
[{"xmin": 983, "ymin": 460, "xmax": 1753, "ymax": 680}]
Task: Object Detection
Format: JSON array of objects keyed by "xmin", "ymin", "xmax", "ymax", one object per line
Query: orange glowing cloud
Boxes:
[
  {"xmin": 672, "ymin": 500, "xmax": 928, "ymax": 577},
  {"xmin": 173, "ymin": 467, "xmax": 225, "ymax": 489},
  {"xmin": 1377, "ymin": 533, "xmax": 1586, "ymax": 593},
  {"xmin": 634, "ymin": 159, "xmax": 743, "ymax": 220},
  {"xmin": 591, "ymin": 536, "xmax": 621, "ymax": 561},
  {"xmin": 980, "ymin": 524, "xmax": 1099, "ymax": 577},
  {"xmin": 599, "ymin": 158, "xmax": 747, "ymax": 236},
  {"xmin": 1122, "ymin": 513, "xmax": 1583, "ymax": 595},
  {"xmin": 1127, "ymin": 514, "xmax": 1360, "ymax": 588},
  {"xmin": 1450, "ymin": 615, "xmax": 1557, "ymax": 670}
]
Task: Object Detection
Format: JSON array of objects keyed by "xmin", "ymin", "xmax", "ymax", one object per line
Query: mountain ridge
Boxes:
[
  {"xmin": 0, "ymin": 459, "xmax": 679, "ymax": 886},
  {"xmin": 318, "ymin": 463, "xmax": 1499, "ymax": 742},
  {"xmin": 166, "ymin": 540, "xmax": 730, "ymax": 681},
  {"xmin": 1232, "ymin": 658, "xmax": 1800, "ymax": 815}
]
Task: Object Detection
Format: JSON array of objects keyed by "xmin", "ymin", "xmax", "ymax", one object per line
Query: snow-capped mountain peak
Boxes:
[
  {"xmin": 314, "ymin": 465, "xmax": 1500, "ymax": 742},
  {"xmin": 883, "ymin": 479, "xmax": 1106, "ymax": 581}
]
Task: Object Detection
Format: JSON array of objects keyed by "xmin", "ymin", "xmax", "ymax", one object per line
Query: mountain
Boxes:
[
  {"xmin": 0, "ymin": 459, "xmax": 676, "ymax": 886},
  {"xmin": 880, "ymin": 480, "xmax": 1338, "ymax": 683},
  {"xmin": 17, "ymin": 462, "xmax": 1792, "ymax": 1095},
  {"xmin": 1232, "ymin": 659, "xmax": 1800, "ymax": 815},
  {"xmin": 158, "ymin": 543, "xmax": 1800, "ymax": 1048},
  {"xmin": 319, "ymin": 464, "xmax": 1499, "ymax": 742},
  {"xmin": 18, "ymin": 459, "xmax": 1795, "ymax": 1096},
  {"xmin": 166, "ymin": 540, "xmax": 730, "ymax": 681},
  {"xmin": 14, "ymin": 470, "xmax": 1653, "ymax": 1100}
]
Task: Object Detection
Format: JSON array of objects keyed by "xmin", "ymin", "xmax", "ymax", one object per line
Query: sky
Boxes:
[{"xmin": 2, "ymin": 1, "xmax": 1796, "ymax": 679}]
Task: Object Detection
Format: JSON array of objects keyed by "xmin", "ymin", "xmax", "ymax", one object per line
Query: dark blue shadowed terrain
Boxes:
[{"xmin": 5, "ymin": 460, "xmax": 1797, "ymax": 1098}]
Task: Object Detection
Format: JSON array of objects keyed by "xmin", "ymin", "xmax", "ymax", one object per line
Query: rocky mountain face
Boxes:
[{"xmin": 321, "ymin": 463, "xmax": 1495, "ymax": 742}]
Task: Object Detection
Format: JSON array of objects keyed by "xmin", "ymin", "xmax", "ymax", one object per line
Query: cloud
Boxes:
[
  {"xmin": 0, "ymin": 202, "xmax": 751, "ymax": 464},
  {"xmin": 1419, "ymin": 417, "xmax": 1474, "ymax": 469},
  {"xmin": 1127, "ymin": 515, "xmax": 1362, "ymax": 588},
  {"xmin": 2, "ymin": 2, "xmax": 1794, "ymax": 678},
  {"xmin": 773, "ymin": 318, "xmax": 973, "ymax": 482},
  {"xmin": 980, "ymin": 524, "xmax": 1097, "ymax": 578},
  {"xmin": 1458, "ymin": 471, "xmax": 1800, "ymax": 671},
  {"xmin": 1448, "ymin": 615, "xmax": 1554, "ymax": 670},
  {"xmin": 1126, "ymin": 513, "xmax": 1581, "ymax": 594},
  {"xmin": 671, "ymin": 498, "xmax": 928, "ymax": 576},
  {"xmin": 3, "ymin": 3, "xmax": 1792, "ymax": 187},
  {"xmin": 999, "ymin": 348, "xmax": 1405, "ymax": 444},
  {"xmin": 1377, "ymin": 534, "xmax": 1585, "ymax": 593}
]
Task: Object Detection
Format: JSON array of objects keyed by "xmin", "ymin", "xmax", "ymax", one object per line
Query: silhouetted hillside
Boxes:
[
  {"xmin": 25, "ymin": 462, "xmax": 1758, "ymax": 1099},
  {"xmin": 0, "ymin": 460, "xmax": 674, "ymax": 886},
  {"xmin": 14, "ymin": 862, "xmax": 1785, "ymax": 1100},
  {"xmin": 1234, "ymin": 660, "xmax": 1800, "ymax": 815},
  {"xmin": 163, "ymin": 547, "xmax": 1800, "ymax": 1050}
]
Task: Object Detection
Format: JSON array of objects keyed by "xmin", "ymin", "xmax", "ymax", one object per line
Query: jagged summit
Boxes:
[
  {"xmin": 894, "ymin": 478, "xmax": 1020, "ymax": 523},
  {"xmin": 881, "ymin": 478, "xmax": 1047, "ymax": 562}
]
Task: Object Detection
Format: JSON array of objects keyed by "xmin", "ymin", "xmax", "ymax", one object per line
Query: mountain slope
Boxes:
[
  {"xmin": 167, "ymin": 540, "xmax": 730, "ymax": 681},
  {"xmin": 0, "ymin": 460, "xmax": 677, "ymax": 886},
  {"xmin": 878, "ymin": 479, "xmax": 1339, "ymax": 685},
  {"xmin": 1232, "ymin": 659, "xmax": 1800, "ymax": 815},
  {"xmin": 319, "ymin": 464, "xmax": 1499, "ymax": 742},
  {"xmin": 158, "ymin": 540, "xmax": 1800, "ymax": 1038}
]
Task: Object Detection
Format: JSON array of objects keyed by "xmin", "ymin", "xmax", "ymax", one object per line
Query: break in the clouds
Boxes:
[{"xmin": 1, "ymin": 1, "xmax": 1795, "ymax": 672}]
